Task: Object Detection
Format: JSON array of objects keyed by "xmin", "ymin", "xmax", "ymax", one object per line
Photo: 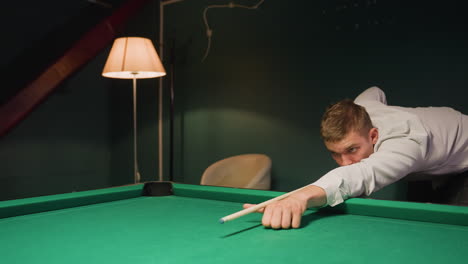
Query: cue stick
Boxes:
[{"xmin": 219, "ymin": 185, "xmax": 309, "ymax": 224}]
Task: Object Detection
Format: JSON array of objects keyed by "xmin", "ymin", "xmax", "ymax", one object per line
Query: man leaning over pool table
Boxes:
[{"xmin": 244, "ymin": 86, "xmax": 468, "ymax": 229}]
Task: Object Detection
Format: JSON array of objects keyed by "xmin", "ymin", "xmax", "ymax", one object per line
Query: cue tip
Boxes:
[{"xmin": 219, "ymin": 218, "xmax": 225, "ymax": 224}]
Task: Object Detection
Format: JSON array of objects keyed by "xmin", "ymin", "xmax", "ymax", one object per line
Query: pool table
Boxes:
[{"xmin": 1, "ymin": 182, "xmax": 468, "ymax": 264}]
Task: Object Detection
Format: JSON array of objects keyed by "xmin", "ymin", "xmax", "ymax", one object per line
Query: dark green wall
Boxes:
[
  {"xmin": 0, "ymin": 0, "xmax": 161, "ymax": 200},
  {"xmin": 1, "ymin": 0, "xmax": 467, "ymax": 202},
  {"xmin": 164, "ymin": 0, "xmax": 468, "ymax": 200}
]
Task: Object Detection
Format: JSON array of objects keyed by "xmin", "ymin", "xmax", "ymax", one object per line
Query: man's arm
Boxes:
[
  {"xmin": 243, "ymin": 185, "xmax": 326, "ymax": 229},
  {"xmin": 314, "ymin": 137, "xmax": 425, "ymax": 206},
  {"xmin": 245, "ymin": 137, "xmax": 426, "ymax": 229}
]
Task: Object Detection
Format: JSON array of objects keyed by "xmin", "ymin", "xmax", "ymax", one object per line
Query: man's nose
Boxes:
[{"xmin": 341, "ymin": 155, "xmax": 354, "ymax": 166}]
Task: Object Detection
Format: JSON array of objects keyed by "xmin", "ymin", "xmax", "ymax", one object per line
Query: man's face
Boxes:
[{"xmin": 325, "ymin": 128, "xmax": 378, "ymax": 166}]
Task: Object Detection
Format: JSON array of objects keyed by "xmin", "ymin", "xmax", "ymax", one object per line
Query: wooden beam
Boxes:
[{"xmin": 0, "ymin": 0, "xmax": 151, "ymax": 137}]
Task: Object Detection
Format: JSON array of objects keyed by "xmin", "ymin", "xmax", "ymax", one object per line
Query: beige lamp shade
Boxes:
[{"xmin": 102, "ymin": 37, "xmax": 166, "ymax": 79}]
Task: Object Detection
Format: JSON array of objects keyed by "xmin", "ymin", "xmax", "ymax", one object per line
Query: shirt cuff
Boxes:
[{"xmin": 311, "ymin": 179, "xmax": 346, "ymax": 207}]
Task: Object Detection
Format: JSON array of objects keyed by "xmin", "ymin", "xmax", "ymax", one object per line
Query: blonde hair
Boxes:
[{"xmin": 320, "ymin": 99, "xmax": 373, "ymax": 142}]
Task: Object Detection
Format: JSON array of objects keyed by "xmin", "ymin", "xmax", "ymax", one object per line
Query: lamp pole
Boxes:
[
  {"xmin": 132, "ymin": 74, "xmax": 141, "ymax": 183},
  {"xmin": 158, "ymin": 0, "xmax": 185, "ymax": 182}
]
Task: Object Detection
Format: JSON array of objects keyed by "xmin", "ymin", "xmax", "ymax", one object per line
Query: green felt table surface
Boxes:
[{"xmin": 1, "ymin": 182, "xmax": 468, "ymax": 264}]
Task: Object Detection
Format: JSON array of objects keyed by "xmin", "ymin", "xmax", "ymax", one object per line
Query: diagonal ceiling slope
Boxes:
[{"xmin": 0, "ymin": 0, "xmax": 152, "ymax": 138}]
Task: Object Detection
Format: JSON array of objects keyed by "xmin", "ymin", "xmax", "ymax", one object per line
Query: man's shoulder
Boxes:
[{"xmin": 354, "ymin": 86, "xmax": 387, "ymax": 105}]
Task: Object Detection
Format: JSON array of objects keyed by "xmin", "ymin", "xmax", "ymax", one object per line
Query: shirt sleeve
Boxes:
[
  {"xmin": 354, "ymin": 86, "xmax": 387, "ymax": 105},
  {"xmin": 312, "ymin": 137, "xmax": 425, "ymax": 206}
]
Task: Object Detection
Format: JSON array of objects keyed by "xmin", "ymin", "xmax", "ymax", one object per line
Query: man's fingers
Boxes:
[
  {"xmin": 270, "ymin": 206, "xmax": 284, "ymax": 229},
  {"xmin": 291, "ymin": 207, "xmax": 302, "ymax": 229},
  {"xmin": 281, "ymin": 206, "xmax": 292, "ymax": 229},
  {"xmin": 262, "ymin": 205, "xmax": 273, "ymax": 228},
  {"xmin": 244, "ymin": 199, "xmax": 305, "ymax": 229}
]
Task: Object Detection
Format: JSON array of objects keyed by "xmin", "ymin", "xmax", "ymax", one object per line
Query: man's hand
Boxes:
[
  {"xmin": 243, "ymin": 196, "xmax": 306, "ymax": 229},
  {"xmin": 243, "ymin": 185, "xmax": 327, "ymax": 229}
]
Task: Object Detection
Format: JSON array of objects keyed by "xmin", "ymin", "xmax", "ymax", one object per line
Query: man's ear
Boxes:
[{"xmin": 369, "ymin": 127, "xmax": 379, "ymax": 144}]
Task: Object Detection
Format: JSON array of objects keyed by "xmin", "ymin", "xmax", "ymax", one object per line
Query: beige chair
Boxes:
[{"xmin": 200, "ymin": 154, "xmax": 271, "ymax": 190}]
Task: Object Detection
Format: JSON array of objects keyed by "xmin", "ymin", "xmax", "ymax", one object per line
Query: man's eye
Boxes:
[{"xmin": 348, "ymin": 147, "xmax": 357, "ymax": 153}]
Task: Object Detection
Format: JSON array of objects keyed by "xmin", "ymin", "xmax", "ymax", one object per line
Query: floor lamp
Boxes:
[{"xmin": 102, "ymin": 37, "xmax": 166, "ymax": 184}]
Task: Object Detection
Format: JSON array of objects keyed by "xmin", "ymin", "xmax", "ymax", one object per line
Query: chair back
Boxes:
[{"xmin": 200, "ymin": 154, "xmax": 271, "ymax": 190}]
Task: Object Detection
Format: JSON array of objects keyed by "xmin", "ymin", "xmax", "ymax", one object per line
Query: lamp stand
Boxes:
[
  {"xmin": 132, "ymin": 75, "xmax": 141, "ymax": 183},
  {"xmin": 102, "ymin": 37, "xmax": 165, "ymax": 184}
]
